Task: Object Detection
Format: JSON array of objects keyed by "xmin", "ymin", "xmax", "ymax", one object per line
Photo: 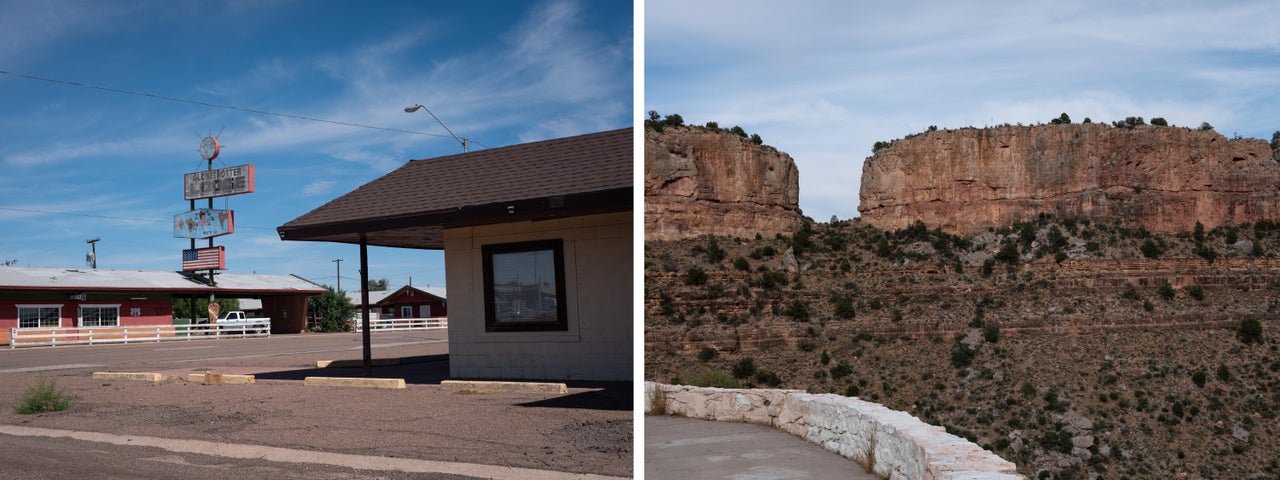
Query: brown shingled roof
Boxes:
[{"xmin": 277, "ymin": 128, "xmax": 632, "ymax": 249}]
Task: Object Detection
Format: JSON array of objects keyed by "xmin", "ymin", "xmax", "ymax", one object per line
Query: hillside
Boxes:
[{"xmin": 644, "ymin": 217, "xmax": 1280, "ymax": 479}]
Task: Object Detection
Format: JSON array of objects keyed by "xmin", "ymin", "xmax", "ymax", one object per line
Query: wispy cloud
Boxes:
[{"xmin": 301, "ymin": 180, "xmax": 336, "ymax": 197}]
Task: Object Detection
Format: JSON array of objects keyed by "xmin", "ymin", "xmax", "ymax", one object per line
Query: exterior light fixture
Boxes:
[{"xmin": 404, "ymin": 104, "xmax": 468, "ymax": 153}]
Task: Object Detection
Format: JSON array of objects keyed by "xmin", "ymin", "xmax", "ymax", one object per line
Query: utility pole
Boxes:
[
  {"xmin": 332, "ymin": 259, "xmax": 343, "ymax": 292},
  {"xmin": 85, "ymin": 238, "xmax": 100, "ymax": 269}
]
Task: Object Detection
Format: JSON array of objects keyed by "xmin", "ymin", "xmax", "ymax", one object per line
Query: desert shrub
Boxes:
[
  {"xmin": 980, "ymin": 259, "xmax": 995, "ymax": 278},
  {"xmin": 732, "ymin": 257, "xmax": 750, "ymax": 271},
  {"xmin": 732, "ymin": 358, "xmax": 757, "ymax": 379},
  {"xmin": 820, "ymin": 350, "xmax": 831, "ymax": 365},
  {"xmin": 753, "ymin": 370, "xmax": 782, "ymax": 387},
  {"xmin": 685, "ymin": 266, "xmax": 708, "ymax": 286},
  {"xmin": 830, "ymin": 362, "xmax": 853, "ymax": 379},
  {"xmin": 697, "ymin": 347, "xmax": 718, "ymax": 362},
  {"xmin": 983, "ymin": 324, "xmax": 1000, "ymax": 343},
  {"xmin": 704, "ymin": 236, "xmax": 726, "ymax": 263},
  {"xmin": 1158, "ymin": 281, "xmax": 1176, "ymax": 301},
  {"xmin": 1238, "ymin": 318, "xmax": 1263, "ymax": 344},
  {"xmin": 1140, "ymin": 239, "xmax": 1163, "ymax": 259},
  {"xmin": 1187, "ymin": 285, "xmax": 1205, "ymax": 301},
  {"xmin": 14, "ymin": 378, "xmax": 73, "ymax": 414},
  {"xmin": 1217, "ymin": 364, "xmax": 1233, "ymax": 382},
  {"xmin": 785, "ymin": 299, "xmax": 810, "ymax": 322},
  {"xmin": 1192, "ymin": 370, "xmax": 1207, "ymax": 388},
  {"xmin": 950, "ymin": 339, "xmax": 978, "ymax": 368},
  {"xmin": 833, "ymin": 296, "xmax": 856, "ymax": 319}
]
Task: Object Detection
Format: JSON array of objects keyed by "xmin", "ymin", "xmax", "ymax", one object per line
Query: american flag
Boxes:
[{"xmin": 182, "ymin": 246, "xmax": 225, "ymax": 271}]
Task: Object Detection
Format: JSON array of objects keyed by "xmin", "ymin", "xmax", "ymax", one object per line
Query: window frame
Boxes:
[
  {"xmin": 16, "ymin": 304, "xmax": 62, "ymax": 329},
  {"xmin": 481, "ymin": 239, "xmax": 568, "ymax": 333},
  {"xmin": 400, "ymin": 305, "xmax": 413, "ymax": 319},
  {"xmin": 79, "ymin": 304, "xmax": 121, "ymax": 328}
]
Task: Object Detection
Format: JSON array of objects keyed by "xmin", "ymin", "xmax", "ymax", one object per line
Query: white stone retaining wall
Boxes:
[{"xmin": 645, "ymin": 382, "xmax": 1026, "ymax": 480}]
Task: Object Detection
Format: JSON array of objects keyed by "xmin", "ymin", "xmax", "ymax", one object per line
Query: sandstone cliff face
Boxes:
[
  {"xmin": 646, "ymin": 126, "xmax": 803, "ymax": 240},
  {"xmin": 859, "ymin": 124, "xmax": 1280, "ymax": 235}
]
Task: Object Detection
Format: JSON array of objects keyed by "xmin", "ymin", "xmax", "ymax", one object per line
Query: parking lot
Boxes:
[{"xmin": 0, "ymin": 330, "xmax": 631, "ymax": 479}]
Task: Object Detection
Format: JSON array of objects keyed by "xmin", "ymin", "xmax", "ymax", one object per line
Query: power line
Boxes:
[
  {"xmin": 0, "ymin": 69, "xmax": 468, "ymax": 141},
  {"xmin": 0, "ymin": 206, "xmax": 271, "ymax": 230}
]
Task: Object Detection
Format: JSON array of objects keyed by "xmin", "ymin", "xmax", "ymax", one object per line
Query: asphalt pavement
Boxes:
[{"xmin": 645, "ymin": 415, "xmax": 877, "ymax": 480}]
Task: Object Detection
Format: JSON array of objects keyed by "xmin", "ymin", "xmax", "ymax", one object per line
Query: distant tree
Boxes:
[
  {"xmin": 872, "ymin": 140, "xmax": 891, "ymax": 152},
  {"xmin": 1272, "ymin": 131, "xmax": 1280, "ymax": 160},
  {"xmin": 647, "ymin": 110, "xmax": 660, "ymax": 122},
  {"xmin": 705, "ymin": 121, "xmax": 719, "ymax": 131},
  {"xmin": 1, "ymin": 259, "xmax": 16, "ymax": 266},
  {"xmin": 1150, "ymin": 117, "xmax": 1168, "ymax": 126},
  {"xmin": 1082, "ymin": 117, "xmax": 1092, "ymax": 124},
  {"xmin": 366, "ymin": 278, "xmax": 389, "ymax": 291},
  {"xmin": 1199, "ymin": 122, "xmax": 1214, "ymax": 131},
  {"xmin": 730, "ymin": 125, "xmax": 748, "ymax": 138},
  {"xmin": 1140, "ymin": 239, "xmax": 1163, "ymax": 259},
  {"xmin": 1238, "ymin": 318, "xmax": 1263, "ymax": 344},
  {"xmin": 1113, "ymin": 116, "xmax": 1145, "ymax": 129},
  {"xmin": 173, "ymin": 297, "xmax": 240, "ymax": 322},
  {"xmin": 749, "ymin": 133, "xmax": 763, "ymax": 145},
  {"xmin": 662, "ymin": 113, "xmax": 684, "ymax": 127},
  {"xmin": 1051, "ymin": 113, "xmax": 1071, "ymax": 124},
  {"xmin": 308, "ymin": 287, "xmax": 355, "ymax": 332}
]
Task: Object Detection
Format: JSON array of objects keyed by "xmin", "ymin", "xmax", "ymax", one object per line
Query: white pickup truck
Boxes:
[{"xmin": 196, "ymin": 311, "xmax": 271, "ymax": 334}]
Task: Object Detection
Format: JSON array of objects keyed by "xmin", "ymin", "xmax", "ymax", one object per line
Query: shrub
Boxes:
[
  {"xmin": 833, "ymin": 296, "xmax": 856, "ymax": 319},
  {"xmin": 1158, "ymin": 281, "xmax": 1176, "ymax": 301},
  {"xmin": 1217, "ymin": 364, "xmax": 1233, "ymax": 382},
  {"xmin": 1199, "ymin": 122, "xmax": 1214, "ymax": 131},
  {"xmin": 684, "ymin": 266, "xmax": 708, "ymax": 286},
  {"xmin": 732, "ymin": 358, "xmax": 757, "ymax": 379},
  {"xmin": 1150, "ymin": 117, "xmax": 1168, "ymax": 126},
  {"xmin": 785, "ymin": 299, "xmax": 810, "ymax": 322},
  {"xmin": 1192, "ymin": 370, "xmax": 1207, "ymax": 388},
  {"xmin": 732, "ymin": 257, "xmax": 750, "ymax": 271},
  {"xmin": 982, "ymin": 325, "xmax": 1000, "ymax": 343},
  {"xmin": 309, "ymin": 287, "xmax": 356, "ymax": 332},
  {"xmin": 1238, "ymin": 318, "xmax": 1263, "ymax": 344},
  {"xmin": 15, "ymin": 379, "xmax": 73, "ymax": 414},
  {"xmin": 995, "ymin": 241, "xmax": 1020, "ymax": 265},
  {"xmin": 697, "ymin": 347, "xmax": 718, "ymax": 362},
  {"xmin": 704, "ymin": 236, "xmax": 726, "ymax": 263},
  {"xmin": 1187, "ymin": 285, "xmax": 1205, "ymax": 301},
  {"xmin": 820, "ymin": 350, "xmax": 831, "ymax": 365},
  {"xmin": 753, "ymin": 370, "xmax": 782, "ymax": 387},
  {"xmin": 1140, "ymin": 239, "xmax": 1163, "ymax": 259},
  {"xmin": 950, "ymin": 339, "xmax": 978, "ymax": 368},
  {"xmin": 830, "ymin": 363, "xmax": 853, "ymax": 379}
]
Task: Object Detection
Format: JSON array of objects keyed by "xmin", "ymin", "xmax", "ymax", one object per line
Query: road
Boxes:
[{"xmin": 0, "ymin": 330, "xmax": 449, "ymax": 374}]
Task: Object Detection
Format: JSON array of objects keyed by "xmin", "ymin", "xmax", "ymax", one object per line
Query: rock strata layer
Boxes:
[
  {"xmin": 646, "ymin": 126, "xmax": 802, "ymax": 240},
  {"xmin": 859, "ymin": 124, "xmax": 1280, "ymax": 235}
]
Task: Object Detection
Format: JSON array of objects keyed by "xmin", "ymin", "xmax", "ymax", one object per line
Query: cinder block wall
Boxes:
[
  {"xmin": 645, "ymin": 382, "xmax": 1026, "ymax": 480},
  {"xmin": 444, "ymin": 212, "xmax": 631, "ymax": 381}
]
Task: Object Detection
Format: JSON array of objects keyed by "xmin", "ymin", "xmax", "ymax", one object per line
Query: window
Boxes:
[
  {"xmin": 17, "ymin": 305, "xmax": 61, "ymax": 329},
  {"xmin": 80, "ymin": 305, "xmax": 120, "ymax": 327},
  {"xmin": 482, "ymin": 239, "xmax": 567, "ymax": 332},
  {"xmin": 400, "ymin": 306, "xmax": 413, "ymax": 319}
]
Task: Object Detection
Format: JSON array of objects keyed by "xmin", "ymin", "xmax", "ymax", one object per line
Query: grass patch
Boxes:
[{"xmin": 15, "ymin": 378, "xmax": 74, "ymax": 414}]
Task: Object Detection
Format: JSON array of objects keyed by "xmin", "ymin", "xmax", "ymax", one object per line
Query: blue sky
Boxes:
[
  {"xmin": 646, "ymin": 1, "xmax": 1280, "ymax": 222},
  {"xmin": 0, "ymin": 0, "xmax": 632, "ymax": 291}
]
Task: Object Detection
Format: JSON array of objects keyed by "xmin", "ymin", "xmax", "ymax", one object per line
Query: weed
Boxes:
[{"xmin": 15, "ymin": 378, "xmax": 73, "ymax": 414}]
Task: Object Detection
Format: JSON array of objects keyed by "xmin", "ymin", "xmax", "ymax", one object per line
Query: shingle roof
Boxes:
[
  {"xmin": 278, "ymin": 128, "xmax": 633, "ymax": 249},
  {"xmin": 0, "ymin": 266, "xmax": 326, "ymax": 295}
]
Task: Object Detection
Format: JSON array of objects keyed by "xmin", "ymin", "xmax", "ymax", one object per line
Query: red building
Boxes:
[
  {"xmin": 346, "ymin": 285, "xmax": 447, "ymax": 319},
  {"xmin": 0, "ymin": 266, "xmax": 326, "ymax": 342}
]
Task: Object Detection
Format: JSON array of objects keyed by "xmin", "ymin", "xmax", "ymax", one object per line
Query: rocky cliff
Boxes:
[
  {"xmin": 646, "ymin": 126, "xmax": 803, "ymax": 240},
  {"xmin": 859, "ymin": 124, "xmax": 1280, "ymax": 235}
]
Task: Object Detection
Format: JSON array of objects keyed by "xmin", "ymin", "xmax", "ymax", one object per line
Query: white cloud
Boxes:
[{"xmin": 301, "ymin": 180, "xmax": 336, "ymax": 197}]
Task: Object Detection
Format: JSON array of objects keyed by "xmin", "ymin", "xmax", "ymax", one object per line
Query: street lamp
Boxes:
[{"xmin": 404, "ymin": 104, "xmax": 468, "ymax": 152}]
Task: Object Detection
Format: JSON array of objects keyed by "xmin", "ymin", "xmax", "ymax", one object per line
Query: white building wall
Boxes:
[{"xmin": 443, "ymin": 212, "xmax": 631, "ymax": 381}]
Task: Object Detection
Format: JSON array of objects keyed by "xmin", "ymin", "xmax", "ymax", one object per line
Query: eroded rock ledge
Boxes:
[
  {"xmin": 645, "ymin": 126, "xmax": 803, "ymax": 240},
  {"xmin": 859, "ymin": 124, "xmax": 1280, "ymax": 235}
]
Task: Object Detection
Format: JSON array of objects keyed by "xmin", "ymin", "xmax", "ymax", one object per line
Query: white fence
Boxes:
[
  {"xmin": 352, "ymin": 317, "xmax": 448, "ymax": 332},
  {"xmin": 9, "ymin": 323, "xmax": 269, "ymax": 349}
]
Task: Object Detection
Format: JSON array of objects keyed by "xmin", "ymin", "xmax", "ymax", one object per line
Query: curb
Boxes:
[
  {"xmin": 441, "ymin": 380, "xmax": 567, "ymax": 394},
  {"xmin": 316, "ymin": 358, "xmax": 400, "ymax": 368},
  {"xmin": 304, "ymin": 377, "xmax": 406, "ymax": 389},
  {"xmin": 92, "ymin": 372, "xmax": 162, "ymax": 382},
  {"xmin": 185, "ymin": 373, "xmax": 256, "ymax": 385}
]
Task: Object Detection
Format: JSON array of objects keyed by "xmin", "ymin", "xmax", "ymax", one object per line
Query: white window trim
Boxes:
[
  {"xmin": 79, "ymin": 304, "xmax": 121, "ymax": 327},
  {"xmin": 16, "ymin": 304, "xmax": 63, "ymax": 329},
  {"xmin": 400, "ymin": 306, "xmax": 413, "ymax": 318}
]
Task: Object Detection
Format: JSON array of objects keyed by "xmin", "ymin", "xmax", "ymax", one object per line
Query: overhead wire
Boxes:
[{"xmin": 0, "ymin": 69, "xmax": 474, "ymax": 142}]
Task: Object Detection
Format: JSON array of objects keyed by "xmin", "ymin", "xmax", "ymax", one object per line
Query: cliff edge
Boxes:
[
  {"xmin": 645, "ymin": 126, "xmax": 803, "ymax": 240},
  {"xmin": 858, "ymin": 123, "xmax": 1280, "ymax": 235}
]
